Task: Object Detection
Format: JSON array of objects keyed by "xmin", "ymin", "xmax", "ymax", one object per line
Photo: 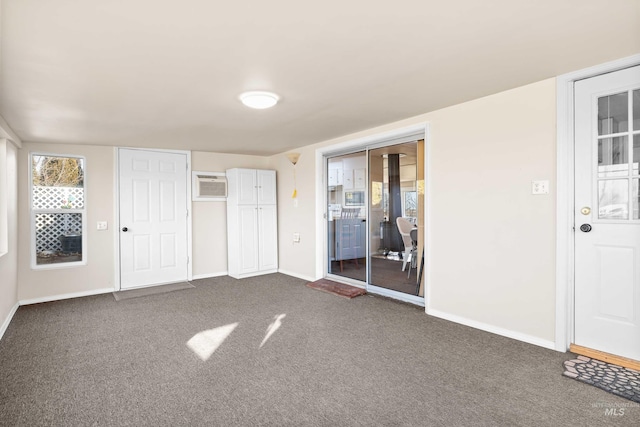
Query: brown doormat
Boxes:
[{"xmin": 306, "ymin": 278, "xmax": 366, "ymax": 299}]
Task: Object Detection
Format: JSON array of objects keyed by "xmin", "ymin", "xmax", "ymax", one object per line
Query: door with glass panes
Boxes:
[{"xmin": 574, "ymin": 65, "xmax": 640, "ymax": 360}]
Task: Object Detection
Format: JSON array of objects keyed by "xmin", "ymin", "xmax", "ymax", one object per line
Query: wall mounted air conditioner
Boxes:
[{"xmin": 192, "ymin": 171, "xmax": 227, "ymax": 201}]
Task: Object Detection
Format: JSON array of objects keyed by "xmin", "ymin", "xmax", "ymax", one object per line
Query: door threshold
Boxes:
[{"xmin": 570, "ymin": 344, "xmax": 640, "ymax": 371}]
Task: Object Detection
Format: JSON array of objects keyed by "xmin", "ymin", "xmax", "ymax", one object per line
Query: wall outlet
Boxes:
[
  {"xmin": 532, "ymin": 180, "xmax": 549, "ymax": 195},
  {"xmin": 97, "ymin": 221, "xmax": 108, "ymax": 230},
  {"xmin": 293, "ymin": 232, "xmax": 300, "ymax": 243}
]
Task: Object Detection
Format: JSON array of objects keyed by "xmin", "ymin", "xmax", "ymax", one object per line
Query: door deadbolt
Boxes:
[
  {"xmin": 580, "ymin": 207, "xmax": 591, "ymax": 215},
  {"xmin": 579, "ymin": 224, "xmax": 592, "ymax": 233}
]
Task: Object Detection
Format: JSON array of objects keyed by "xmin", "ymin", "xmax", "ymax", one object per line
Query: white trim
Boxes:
[
  {"xmin": 423, "ymin": 123, "xmax": 432, "ymax": 311},
  {"xmin": 428, "ymin": 308, "xmax": 556, "ymax": 351},
  {"xmin": 0, "ymin": 302, "xmax": 19, "ymax": 341},
  {"xmin": 185, "ymin": 151, "xmax": 193, "ymax": 282},
  {"xmin": 314, "ymin": 151, "xmax": 326, "ymax": 280},
  {"xmin": 113, "ymin": 147, "xmax": 121, "ymax": 291},
  {"xmin": 19, "ymin": 287, "xmax": 114, "ymax": 306},
  {"xmin": 114, "ymin": 147, "xmax": 192, "ymax": 289},
  {"xmin": 0, "ymin": 139, "xmax": 8, "ymax": 258},
  {"xmin": 278, "ymin": 269, "xmax": 317, "ymax": 282},
  {"xmin": 555, "ymin": 53, "xmax": 640, "ymax": 353},
  {"xmin": 0, "ymin": 114, "xmax": 22, "ymax": 148},
  {"xmin": 191, "ymin": 271, "xmax": 228, "ymax": 280},
  {"xmin": 29, "ymin": 151, "xmax": 88, "ymax": 270}
]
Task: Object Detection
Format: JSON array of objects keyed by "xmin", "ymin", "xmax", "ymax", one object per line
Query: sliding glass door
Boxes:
[
  {"xmin": 327, "ymin": 151, "xmax": 367, "ymax": 282},
  {"xmin": 368, "ymin": 142, "xmax": 421, "ymax": 295},
  {"xmin": 325, "ymin": 138, "xmax": 425, "ymax": 301}
]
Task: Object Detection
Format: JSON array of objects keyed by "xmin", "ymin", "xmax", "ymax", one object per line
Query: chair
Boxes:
[
  {"xmin": 396, "ymin": 217, "xmax": 416, "ymax": 272},
  {"xmin": 341, "ymin": 207, "xmax": 360, "ymax": 218}
]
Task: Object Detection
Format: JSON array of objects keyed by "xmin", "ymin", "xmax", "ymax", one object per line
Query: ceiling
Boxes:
[{"xmin": 1, "ymin": 1, "xmax": 639, "ymax": 155}]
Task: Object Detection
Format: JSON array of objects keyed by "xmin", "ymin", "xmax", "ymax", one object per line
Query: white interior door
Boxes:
[
  {"xmin": 574, "ymin": 65, "xmax": 640, "ymax": 360},
  {"xmin": 119, "ymin": 149, "xmax": 188, "ymax": 289}
]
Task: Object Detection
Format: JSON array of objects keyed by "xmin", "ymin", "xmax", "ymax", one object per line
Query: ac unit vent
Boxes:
[{"xmin": 193, "ymin": 172, "xmax": 227, "ymax": 200}]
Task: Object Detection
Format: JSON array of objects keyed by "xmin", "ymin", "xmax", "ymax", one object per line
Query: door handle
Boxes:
[
  {"xmin": 579, "ymin": 224, "xmax": 592, "ymax": 233},
  {"xmin": 122, "ymin": 227, "xmax": 129, "ymax": 232}
]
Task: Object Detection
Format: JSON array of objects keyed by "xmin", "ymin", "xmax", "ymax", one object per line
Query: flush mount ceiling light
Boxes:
[{"xmin": 239, "ymin": 91, "xmax": 280, "ymax": 109}]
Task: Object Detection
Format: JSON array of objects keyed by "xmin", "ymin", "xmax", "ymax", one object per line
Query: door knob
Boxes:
[
  {"xmin": 579, "ymin": 224, "xmax": 592, "ymax": 233},
  {"xmin": 122, "ymin": 227, "xmax": 128, "ymax": 232}
]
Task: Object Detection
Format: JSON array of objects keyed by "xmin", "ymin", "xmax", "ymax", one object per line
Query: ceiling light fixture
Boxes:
[{"xmin": 239, "ymin": 91, "xmax": 280, "ymax": 109}]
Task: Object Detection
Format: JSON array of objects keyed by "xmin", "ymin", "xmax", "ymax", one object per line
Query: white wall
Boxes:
[
  {"xmin": 0, "ymin": 140, "xmax": 19, "ymax": 337},
  {"xmin": 270, "ymin": 151, "xmax": 318, "ymax": 281},
  {"xmin": 17, "ymin": 143, "xmax": 116, "ymax": 301},
  {"xmin": 191, "ymin": 151, "xmax": 268, "ymax": 278},
  {"xmin": 272, "ymin": 78, "xmax": 557, "ymax": 345}
]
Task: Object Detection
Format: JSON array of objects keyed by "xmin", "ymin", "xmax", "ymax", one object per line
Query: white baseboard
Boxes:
[
  {"xmin": 19, "ymin": 287, "xmax": 115, "ymax": 306},
  {"xmin": 427, "ymin": 308, "xmax": 557, "ymax": 351},
  {"xmin": 191, "ymin": 272, "xmax": 228, "ymax": 280},
  {"xmin": 0, "ymin": 302, "xmax": 19, "ymax": 341},
  {"xmin": 278, "ymin": 269, "xmax": 316, "ymax": 282}
]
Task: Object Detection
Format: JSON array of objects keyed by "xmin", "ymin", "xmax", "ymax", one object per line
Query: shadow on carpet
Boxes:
[
  {"xmin": 113, "ymin": 282, "xmax": 195, "ymax": 301},
  {"xmin": 563, "ymin": 355, "xmax": 640, "ymax": 403},
  {"xmin": 306, "ymin": 279, "xmax": 366, "ymax": 299}
]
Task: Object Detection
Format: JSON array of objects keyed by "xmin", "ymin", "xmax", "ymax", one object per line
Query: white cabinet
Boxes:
[
  {"xmin": 343, "ymin": 169, "xmax": 354, "ymax": 189},
  {"xmin": 328, "ymin": 167, "xmax": 343, "ymax": 187},
  {"xmin": 226, "ymin": 168, "xmax": 278, "ymax": 278},
  {"xmin": 354, "ymin": 168, "xmax": 366, "ymax": 189}
]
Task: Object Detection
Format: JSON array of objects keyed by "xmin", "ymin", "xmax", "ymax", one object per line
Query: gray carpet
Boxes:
[
  {"xmin": 0, "ymin": 273, "xmax": 638, "ymax": 426},
  {"xmin": 112, "ymin": 281, "xmax": 195, "ymax": 301}
]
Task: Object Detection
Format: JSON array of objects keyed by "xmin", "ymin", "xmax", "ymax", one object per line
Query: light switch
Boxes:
[
  {"xmin": 97, "ymin": 221, "xmax": 108, "ymax": 230},
  {"xmin": 532, "ymin": 180, "xmax": 549, "ymax": 195},
  {"xmin": 293, "ymin": 232, "xmax": 300, "ymax": 243}
]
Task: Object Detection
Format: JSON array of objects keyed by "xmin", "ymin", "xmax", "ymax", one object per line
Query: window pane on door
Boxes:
[
  {"xmin": 598, "ymin": 136, "xmax": 628, "ymax": 177},
  {"xmin": 634, "ymin": 179, "xmax": 640, "ymax": 220},
  {"xmin": 634, "ymin": 135, "xmax": 640, "ymax": 175},
  {"xmin": 598, "ymin": 92, "xmax": 628, "ymax": 135},
  {"xmin": 633, "ymin": 89, "xmax": 640, "ymax": 131},
  {"xmin": 598, "ymin": 179, "xmax": 629, "ymax": 219}
]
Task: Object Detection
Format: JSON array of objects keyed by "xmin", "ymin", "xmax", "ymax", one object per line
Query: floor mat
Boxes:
[
  {"xmin": 113, "ymin": 282, "xmax": 195, "ymax": 301},
  {"xmin": 306, "ymin": 279, "xmax": 366, "ymax": 299},
  {"xmin": 563, "ymin": 355, "xmax": 640, "ymax": 403}
]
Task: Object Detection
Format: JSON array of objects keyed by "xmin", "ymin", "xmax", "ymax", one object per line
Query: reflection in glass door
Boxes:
[
  {"xmin": 368, "ymin": 142, "xmax": 422, "ymax": 296},
  {"xmin": 327, "ymin": 151, "xmax": 367, "ymax": 282}
]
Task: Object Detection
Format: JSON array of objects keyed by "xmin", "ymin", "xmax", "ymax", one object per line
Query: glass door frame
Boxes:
[{"xmin": 318, "ymin": 125, "xmax": 427, "ymax": 307}]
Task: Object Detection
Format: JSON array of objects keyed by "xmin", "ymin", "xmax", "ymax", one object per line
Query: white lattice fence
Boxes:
[
  {"xmin": 33, "ymin": 186, "xmax": 84, "ymax": 209},
  {"xmin": 35, "ymin": 213, "xmax": 82, "ymax": 253},
  {"xmin": 33, "ymin": 186, "xmax": 84, "ymax": 253}
]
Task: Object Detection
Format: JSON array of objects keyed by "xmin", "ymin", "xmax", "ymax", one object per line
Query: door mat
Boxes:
[
  {"xmin": 563, "ymin": 355, "xmax": 640, "ymax": 403},
  {"xmin": 306, "ymin": 279, "xmax": 366, "ymax": 299},
  {"xmin": 113, "ymin": 282, "xmax": 195, "ymax": 301}
]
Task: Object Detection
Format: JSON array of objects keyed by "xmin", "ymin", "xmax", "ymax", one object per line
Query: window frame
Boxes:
[
  {"xmin": 0, "ymin": 140, "xmax": 8, "ymax": 258},
  {"xmin": 30, "ymin": 152, "xmax": 87, "ymax": 270}
]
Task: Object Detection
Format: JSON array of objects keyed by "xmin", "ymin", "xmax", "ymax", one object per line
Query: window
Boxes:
[
  {"xmin": 30, "ymin": 154, "xmax": 86, "ymax": 268},
  {"xmin": 0, "ymin": 140, "xmax": 8, "ymax": 257},
  {"xmin": 403, "ymin": 191, "xmax": 417, "ymax": 218}
]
